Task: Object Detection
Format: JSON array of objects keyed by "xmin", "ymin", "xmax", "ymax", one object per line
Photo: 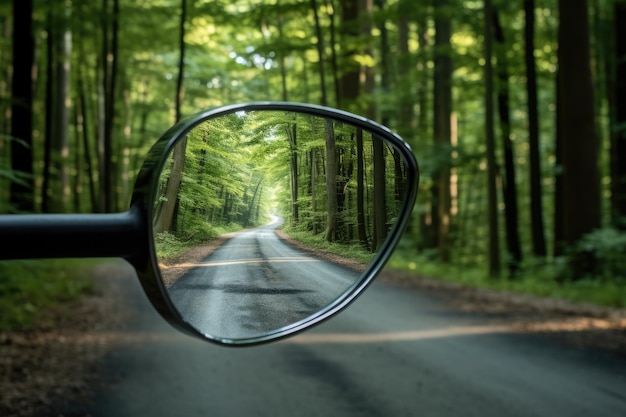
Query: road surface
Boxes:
[
  {"xmin": 62, "ymin": 263, "xmax": 626, "ymax": 417},
  {"xmin": 166, "ymin": 216, "xmax": 359, "ymax": 340}
]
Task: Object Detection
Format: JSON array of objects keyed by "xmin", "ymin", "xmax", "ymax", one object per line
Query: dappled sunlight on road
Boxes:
[{"xmin": 161, "ymin": 257, "xmax": 321, "ymax": 269}]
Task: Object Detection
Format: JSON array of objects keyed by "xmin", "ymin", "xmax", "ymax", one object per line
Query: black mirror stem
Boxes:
[{"xmin": 0, "ymin": 205, "xmax": 145, "ymax": 261}]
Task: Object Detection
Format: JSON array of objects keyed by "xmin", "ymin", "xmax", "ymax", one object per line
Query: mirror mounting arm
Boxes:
[{"xmin": 0, "ymin": 206, "xmax": 145, "ymax": 261}]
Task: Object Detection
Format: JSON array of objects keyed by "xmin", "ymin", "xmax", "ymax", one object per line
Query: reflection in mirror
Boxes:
[{"xmin": 153, "ymin": 110, "xmax": 409, "ymax": 341}]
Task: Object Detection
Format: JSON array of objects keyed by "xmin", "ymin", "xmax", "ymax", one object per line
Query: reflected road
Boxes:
[{"xmin": 167, "ymin": 216, "xmax": 359, "ymax": 339}]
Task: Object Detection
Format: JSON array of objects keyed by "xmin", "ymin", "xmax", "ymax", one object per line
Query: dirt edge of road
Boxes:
[{"xmin": 1, "ymin": 235, "xmax": 625, "ymax": 417}]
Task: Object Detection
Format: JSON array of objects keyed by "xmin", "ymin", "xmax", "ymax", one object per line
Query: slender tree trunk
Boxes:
[
  {"xmin": 484, "ymin": 0, "xmax": 500, "ymax": 278},
  {"xmin": 556, "ymin": 0, "xmax": 601, "ymax": 247},
  {"xmin": 433, "ymin": 0, "xmax": 453, "ymax": 262},
  {"xmin": 288, "ymin": 123, "xmax": 299, "ymax": 223},
  {"xmin": 356, "ymin": 128, "xmax": 369, "ymax": 250},
  {"xmin": 612, "ymin": 2, "xmax": 626, "ymax": 229},
  {"xmin": 397, "ymin": 0, "xmax": 416, "ymax": 144},
  {"xmin": 324, "ymin": 0, "xmax": 340, "ymax": 107},
  {"xmin": 246, "ymin": 179, "xmax": 262, "ymax": 227},
  {"xmin": 311, "ymin": 0, "xmax": 328, "ymax": 106},
  {"xmin": 175, "ymin": 0, "xmax": 186, "ymax": 122},
  {"xmin": 524, "ymin": 0, "xmax": 547, "ymax": 256},
  {"xmin": 154, "ymin": 140, "xmax": 187, "ymax": 234},
  {"xmin": 50, "ymin": 4, "xmax": 72, "ymax": 213},
  {"xmin": 361, "ymin": 0, "xmax": 375, "ymax": 119},
  {"xmin": 372, "ymin": 136, "xmax": 387, "ymax": 251},
  {"xmin": 493, "ymin": 10, "xmax": 522, "ymax": 275},
  {"xmin": 154, "ymin": 0, "xmax": 188, "ymax": 233},
  {"xmin": 10, "ymin": 0, "xmax": 35, "ymax": 213},
  {"xmin": 42, "ymin": 2, "xmax": 54, "ymax": 212},
  {"xmin": 339, "ymin": 0, "xmax": 359, "ymax": 110},
  {"xmin": 324, "ymin": 119, "xmax": 338, "ymax": 242},
  {"xmin": 276, "ymin": 1, "xmax": 289, "ymax": 101},
  {"xmin": 375, "ymin": 0, "xmax": 391, "ymax": 126}
]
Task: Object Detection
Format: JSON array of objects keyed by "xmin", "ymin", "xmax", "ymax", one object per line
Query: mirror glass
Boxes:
[{"xmin": 153, "ymin": 110, "xmax": 410, "ymax": 341}]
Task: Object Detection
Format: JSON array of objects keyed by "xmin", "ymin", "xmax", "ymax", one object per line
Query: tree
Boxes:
[
  {"xmin": 484, "ymin": 0, "xmax": 500, "ymax": 278},
  {"xmin": 524, "ymin": 0, "xmax": 547, "ymax": 257},
  {"xmin": 49, "ymin": 1, "xmax": 72, "ymax": 213},
  {"xmin": 432, "ymin": 0, "xmax": 453, "ymax": 262},
  {"xmin": 556, "ymin": 0, "xmax": 601, "ymax": 247},
  {"xmin": 612, "ymin": 1, "xmax": 626, "ymax": 229},
  {"xmin": 372, "ymin": 135, "xmax": 387, "ymax": 250},
  {"xmin": 324, "ymin": 117, "xmax": 338, "ymax": 242},
  {"xmin": 493, "ymin": 9, "xmax": 522, "ymax": 275},
  {"xmin": 153, "ymin": 0, "xmax": 188, "ymax": 233},
  {"xmin": 9, "ymin": 0, "xmax": 34, "ymax": 213}
]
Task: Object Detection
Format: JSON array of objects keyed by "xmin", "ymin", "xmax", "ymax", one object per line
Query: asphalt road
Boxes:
[
  {"xmin": 166, "ymin": 216, "xmax": 358, "ymax": 340},
  {"xmin": 64, "ymin": 263, "xmax": 626, "ymax": 417}
]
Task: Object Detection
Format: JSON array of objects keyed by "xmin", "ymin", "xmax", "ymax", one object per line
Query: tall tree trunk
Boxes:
[
  {"xmin": 311, "ymin": 0, "xmax": 328, "ymax": 106},
  {"xmin": 397, "ymin": 0, "xmax": 416, "ymax": 144},
  {"xmin": 50, "ymin": 4, "xmax": 72, "ymax": 213},
  {"xmin": 100, "ymin": 0, "xmax": 120, "ymax": 212},
  {"xmin": 612, "ymin": 2, "xmax": 626, "ymax": 229},
  {"xmin": 288, "ymin": 123, "xmax": 299, "ymax": 223},
  {"xmin": 524, "ymin": 0, "xmax": 547, "ymax": 257},
  {"xmin": 484, "ymin": 0, "xmax": 500, "ymax": 278},
  {"xmin": 153, "ymin": 140, "xmax": 187, "ymax": 234},
  {"xmin": 175, "ymin": 0, "xmax": 186, "ymax": 122},
  {"xmin": 372, "ymin": 136, "xmax": 387, "ymax": 251},
  {"xmin": 493, "ymin": 10, "xmax": 522, "ymax": 275},
  {"xmin": 416, "ymin": 8, "xmax": 431, "ymax": 250},
  {"xmin": 324, "ymin": 119, "xmax": 338, "ymax": 242},
  {"xmin": 339, "ymin": 0, "xmax": 359, "ymax": 110},
  {"xmin": 245, "ymin": 179, "xmax": 263, "ymax": 227},
  {"xmin": 375, "ymin": 0, "xmax": 391, "ymax": 126},
  {"xmin": 154, "ymin": 0, "xmax": 188, "ymax": 233},
  {"xmin": 324, "ymin": 0, "xmax": 340, "ymax": 107},
  {"xmin": 276, "ymin": 1, "xmax": 289, "ymax": 101},
  {"xmin": 10, "ymin": 0, "xmax": 34, "ymax": 213},
  {"xmin": 556, "ymin": 0, "xmax": 601, "ymax": 247},
  {"xmin": 361, "ymin": 0, "xmax": 375, "ymax": 119},
  {"xmin": 120, "ymin": 85, "xmax": 132, "ymax": 206},
  {"xmin": 433, "ymin": 0, "xmax": 453, "ymax": 262},
  {"xmin": 75, "ymin": 19, "xmax": 98, "ymax": 211},
  {"xmin": 356, "ymin": 128, "xmax": 369, "ymax": 250},
  {"xmin": 41, "ymin": 2, "xmax": 54, "ymax": 213}
]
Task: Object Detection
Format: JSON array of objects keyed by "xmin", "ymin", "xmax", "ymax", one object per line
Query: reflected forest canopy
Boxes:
[{"xmin": 153, "ymin": 111, "xmax": 408, "ymax": 254}]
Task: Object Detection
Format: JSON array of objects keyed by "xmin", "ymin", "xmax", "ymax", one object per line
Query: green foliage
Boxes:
[
  {"xmin": 281, "ymin": 227, "xmax": 377, "ymax": 265},
  {"xmin": 0, "ymin": 259, "xmax": 96, "ymax": 330},
  {"xmin": 559, "ymin": 228, "xmax": 626, "ymax": 283},
  {"xmin": 3, "ymin": 0, "xmax": 624, "ymax": 312},
  {"xmin": 154, "ymin": 231, "xmax": 195, "ymax": 259},
  {"xmin": 155, "ymin": 222, "xmax": 244, "ymax": 260},
  {"xmin": 388, "ymin": 246, "xmax": 626, "ymax": 308}
]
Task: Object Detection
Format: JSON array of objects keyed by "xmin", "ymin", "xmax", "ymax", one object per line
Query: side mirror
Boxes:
[{"xmin": 0, "ymin": 102, "xmax": 418, "ymax": 346}]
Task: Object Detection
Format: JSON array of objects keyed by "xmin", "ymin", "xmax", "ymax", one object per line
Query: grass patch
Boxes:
[
  {"xmin": 387, "ymin": 249, "xmax": 626, "ymax": 309},
  {"xmin": 0, "ymin": 259, "xmax": 99, "ymax": 331},
  {"xmin": 281, "ymin": 228, "xmax": 377, "ymax": 265},
  {"xmin": 155, "ymin": 223, "xmax": 246, "ymax": 261}
]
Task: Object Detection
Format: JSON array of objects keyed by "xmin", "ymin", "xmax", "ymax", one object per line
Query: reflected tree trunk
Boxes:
[
  {"xmin": 356, "ymin": 128, "xmax": 369, "ymax": 250},
  {"xmin": 153, "ymin": 140, "xmax": 187, "ymax": 234},
  {"xmin": 287, "ymin": 122, "xmax": 299, "ymax": 223},
  {"xmin": 372, "ymin": 136, "xmax": 387, "ymax": 251},
  {"xmin": 324, "ymin": 118, "xmax": 338, "ymax": 242}
]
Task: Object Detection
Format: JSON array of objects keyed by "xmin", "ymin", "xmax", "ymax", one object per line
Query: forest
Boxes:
[
  {"xmin": 152, "ymin": 110, "xmax": 408, "ymax": 260},
  {"xmin": 2, "ymin": 0, "xmax": 626, "ymax": 300}
]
